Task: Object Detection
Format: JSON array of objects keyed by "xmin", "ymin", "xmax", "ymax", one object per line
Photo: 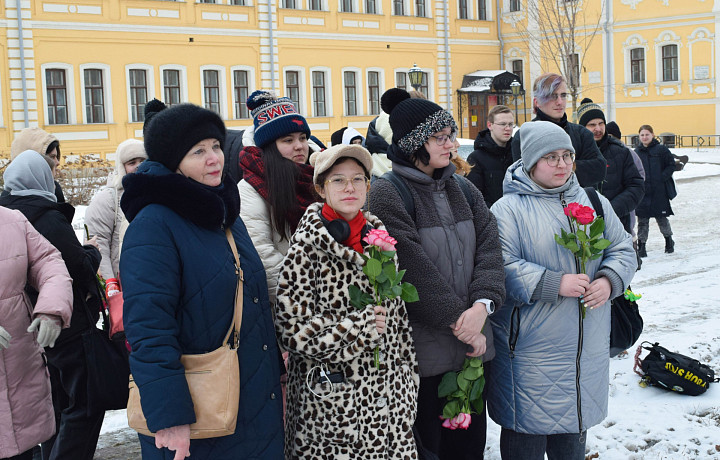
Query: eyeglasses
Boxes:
[
  {"xmin": 542, "ymin": 152, "xmax": 575, "ymax": 167},
  {"xmin": 493, "ymin": 122, "xmax": 516, "ymax": 129},
  {"xmin": 549, "ymin": 93, "xmax": 569, "ymax": 101},
  {"xmin": 325, "ymin": 174, "xmax": 369, "ymax": 191},
  {"xmin": 428, "ymin": 131, "xmax": 458, "ymax": 146}
]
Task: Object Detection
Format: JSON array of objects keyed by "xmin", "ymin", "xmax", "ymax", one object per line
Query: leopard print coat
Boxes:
[{"xmin": 275, "ymin": 202, "xmax": 419, "ymax": 459}]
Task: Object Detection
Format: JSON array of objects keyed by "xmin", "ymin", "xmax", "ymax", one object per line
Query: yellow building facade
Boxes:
[{"xmin": 0, "ymin": 0, "xmax": 717, "ymax": 159}]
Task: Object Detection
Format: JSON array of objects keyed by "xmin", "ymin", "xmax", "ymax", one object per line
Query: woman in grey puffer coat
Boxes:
[{"xmin": 488, "ymin": 122, "xmax": 637, "ymax": 460}]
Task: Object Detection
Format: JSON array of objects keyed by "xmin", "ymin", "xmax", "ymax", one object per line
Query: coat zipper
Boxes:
[{"xmin": 560, "ymin": 192, "xmax": 584, "ymax": 435}]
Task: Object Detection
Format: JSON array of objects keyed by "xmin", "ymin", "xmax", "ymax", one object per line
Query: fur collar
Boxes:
[
  {"xmin": 292, "ymin": 202, "xmax": 385, "ymax": 266},
  {"xmin": 121, "ymin": 160, "xmax": 240, "ymax": 230}
]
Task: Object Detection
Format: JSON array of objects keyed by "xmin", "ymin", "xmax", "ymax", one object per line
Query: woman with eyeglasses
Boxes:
[
  {"xmin": 369, "ymin": 88, "xmax": 505, "ymax": 460},
  {"xmin": 487, "ymin": 122, "xmax": 637, "ymax": 460},
  {"xmin": 274, "ymin": 144, "xmax": 419, "ymax": 458}
]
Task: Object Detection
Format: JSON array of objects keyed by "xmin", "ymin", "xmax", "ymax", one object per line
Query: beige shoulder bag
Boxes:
[{"xmin": 127, "ymin": 228, "xmax": 244, "ymax": 439}]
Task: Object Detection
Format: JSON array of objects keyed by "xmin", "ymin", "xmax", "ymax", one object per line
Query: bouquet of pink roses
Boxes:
[
  {"xmin": 349, "ymin": 229, "xmax": 418, "ymax": 368},
  {"xmin": 555, "ymin": 202, "xmax": 611, "ymax": 318},
  {"xmin": 437, "ymin": 357, "xmax": 485, "ymax": 430}
]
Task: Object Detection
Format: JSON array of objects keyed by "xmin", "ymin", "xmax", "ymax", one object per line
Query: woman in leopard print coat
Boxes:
[{"xmin": 275, "ymin": 144, "xmax": 419, "ymax": 459}]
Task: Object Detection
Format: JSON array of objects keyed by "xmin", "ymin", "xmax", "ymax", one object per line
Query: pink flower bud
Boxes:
[{"xmin": 363, "ymin": 229, "xmax": 397, "ymax": 252}]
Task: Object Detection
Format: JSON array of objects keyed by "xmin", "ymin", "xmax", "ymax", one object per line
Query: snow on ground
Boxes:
[{"xmin": 77, "ymin": 148, "xmax": 720, "ymax": 458}]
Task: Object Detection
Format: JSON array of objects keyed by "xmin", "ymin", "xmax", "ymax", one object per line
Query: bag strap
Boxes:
[
  {"xmin": 224, "ymin": 228, "xmax": 244, "ymax": 349},
  {"xmin": 584, "ymin": 186, "xmax": 604, "ymax": 220}
]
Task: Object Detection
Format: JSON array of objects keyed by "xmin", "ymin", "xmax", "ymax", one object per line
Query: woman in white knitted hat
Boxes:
[{"xmin": 85, "ymin": 139, "xmax": 147, "ymax": 288}]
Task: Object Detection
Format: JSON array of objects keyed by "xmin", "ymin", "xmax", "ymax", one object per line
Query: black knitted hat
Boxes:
[
  {"xmin": 606, "ymin": 121, "xmax": 622, "ymax": 139},
  {"xmin": 577, "ymin": 98, "xmax": 606, "ymax": 127},
  {"xmin": 381, "ymin": 88, "xmax": 457, "ymax": 157},
  {"xmin": 143, "ymin": 101, "xmax": 226, "ymax": 172}
]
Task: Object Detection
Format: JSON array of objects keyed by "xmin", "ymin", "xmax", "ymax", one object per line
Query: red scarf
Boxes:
[
  {"xmin": 321, "ymin": 203, "xmax": 367, "ymax": 253},
  {"xmin": 238, "ymin": 146, "xmax": 316, "ymax": 230}
]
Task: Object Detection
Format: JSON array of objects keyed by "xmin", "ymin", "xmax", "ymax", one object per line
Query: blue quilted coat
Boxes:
[
  {"xmin": 120, "ymin": 161, "xmax": 283, "ymax": 459},
  {"xmin": 487, "ymin": 161, "xmax": 637, "ymax": 435}
]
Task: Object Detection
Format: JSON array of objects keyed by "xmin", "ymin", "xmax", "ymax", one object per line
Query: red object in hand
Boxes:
[{"xmin": 106, "ymin": 278, "xmax": 120, "ymax": 297}]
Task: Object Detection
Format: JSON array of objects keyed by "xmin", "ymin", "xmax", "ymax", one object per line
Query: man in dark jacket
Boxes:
[
  {"xmin": 577, "ymin": 99, "xmax": 644, "ymax": 234},
  {"xmin": 511, "ymin": 73, "xmax": 606, "ymax": 188},
  {"xmin": 467, "ymin": 105, "xmax": 515, "ymax": 208}
]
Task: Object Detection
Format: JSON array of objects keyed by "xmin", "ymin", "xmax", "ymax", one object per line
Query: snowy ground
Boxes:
[{"xmin": 76, "ymin": 148, "xmax": 720, "ymax": 459}]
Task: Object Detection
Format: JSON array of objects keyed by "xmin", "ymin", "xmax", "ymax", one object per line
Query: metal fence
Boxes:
[{"xmin": 621, "ymin": 135, "xmax": 720, "ymax": 149}]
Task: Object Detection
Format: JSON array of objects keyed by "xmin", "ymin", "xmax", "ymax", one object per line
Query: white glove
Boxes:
[
  {"xmin": 27, "ymin": 315, "xmax": 62, "ymax": 348},
  {"xmin": 0, "ymin": 326, "xmax": 11, "ymax": 350}
]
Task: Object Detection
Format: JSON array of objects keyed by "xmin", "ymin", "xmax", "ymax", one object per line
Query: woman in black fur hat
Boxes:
[{"xmin": 120, "ymin": 101, "xmax": 284, "ymax": 459}]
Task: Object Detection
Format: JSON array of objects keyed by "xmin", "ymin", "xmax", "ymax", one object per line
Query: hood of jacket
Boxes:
[
  {"xmin": 120, "ymin": 160, "xmax": 240, "ymax": 230},
  {"xmin": 10, "ymin": 128, "xmax": 58, "ymax": 160}
]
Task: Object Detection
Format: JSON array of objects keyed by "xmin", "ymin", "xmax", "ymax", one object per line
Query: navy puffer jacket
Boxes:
[
  {"xmin": 120, "ymin": 161, "xmax": 283, "ymax": 459},
  {"xmin": 634, "ymin": 139, "xmax": 675, "ymax": 218}
]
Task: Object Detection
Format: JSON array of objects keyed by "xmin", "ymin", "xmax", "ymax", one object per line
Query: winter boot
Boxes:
[
  {"xmin": 638, "ymin": 242, "xmax": 647, "ymax": 258},
  {"xmin": 664, "ymin": 236, "xmax": 675, "ymax": 254}
]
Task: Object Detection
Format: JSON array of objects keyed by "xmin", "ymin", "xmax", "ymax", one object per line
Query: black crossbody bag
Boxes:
[{"xmin": 584, "ymin": 187, "xmax": 644, "ymax": 357}]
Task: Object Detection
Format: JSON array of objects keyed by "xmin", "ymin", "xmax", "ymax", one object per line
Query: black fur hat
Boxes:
[{"xmin": 143, "ymin": 101, "xmax": 226, "ymax": 173}]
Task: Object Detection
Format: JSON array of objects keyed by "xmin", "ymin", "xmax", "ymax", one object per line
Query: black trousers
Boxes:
[
  {"xmin": 38, "ymin": 336, "xmax": 105, "ymax": 460},
  {"xmin": 414, "ymin": 363, "xmax": 489, "ymax": 460}
]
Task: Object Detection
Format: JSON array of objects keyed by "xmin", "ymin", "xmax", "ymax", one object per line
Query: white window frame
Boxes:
[
  {"xmin": 79, "ymin": 63, "xmax": 113, "ymax": 124},
  {"xmin": 230, "ymin": 65, "xmax": 256, "ymax": 120},
  {"xmin": 505, "ymin": 0, "xmax": 521, "ymax": 13},
  {"xmin": 41, "ymin": 63, "xmax": 77, "ymax": 125},
  {"xmin": 341, "ymin": 67, "xmax": 363, "ymax": 116},
  {"xmin": 199, "ymin": 65, "xmax": 228, "ymax": 119},
  {"xmin": 159, "ymin": 64, "xmax": 188, "ymax": 105},
  {"xmin": 363, "ymin": 0, "xmax": 381, "ymax": 14},
  {"xmin": 366, "ymin": 68, "xmax": 384, "ymax": 116},
  {"xmin": 392, "ymin": 0, "xmax": 409, "ymax": 16},
  {"xmin": 338, "ymin": 0, "xmax": 358, "ymax": 13},
  {"xmin": 458, "ymin": 0, "xmax": 472, "ymax": 20},
  {"xmin": 283, "ymin": 66, "xmax": 307, "ymax": 115},
  {"xmin": 688, "ymin": 27, "xmax": 715, "ymax": 84},
  {"xmin": 125, "ymin": 64, "xmax": 156, "ymax": 124},
  {"xmin": 622, "ymin": 34, "xmax": 649, "ymax": 96},
  {"xmin": 305, "ymin": 0, "xmax": 326, "ymax": 10},
  {"xmin": 309, "ymin": 66, "xmax": 332, "ymax": 118},
  {"xmin": 654, "ymin": 30, "xmax": 682, "ymax": 84},
  {"xmin": 477, "ymin": 0, "xmax": 490, "ymax": 20}
]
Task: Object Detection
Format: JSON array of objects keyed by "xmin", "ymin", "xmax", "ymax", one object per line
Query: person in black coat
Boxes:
[
  {"xmin": 511, "ymin": 73, "xmax": 606, "ymax": 188},
  {"xmin": 0, "ymin": 150, "xmax": 104, "ymax": 460},
  {"xmin": 635, "ymin": 124, "xmax": 676, "ymax": 255},
  {"xmin": 467, "ymin": 105, "xmax": 515, "ymax": 208},
  {"xmin": 577, "ymin": 99, "xmax": 644, "ymax": 234}
]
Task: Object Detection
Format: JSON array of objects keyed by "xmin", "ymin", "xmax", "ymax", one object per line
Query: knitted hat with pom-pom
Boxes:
[
  {"xmin": 247, "ymin": 90, "xmax": 311, "ymax": 148},
  {"xmin": 576, "ymin": 97, "xmax": 605, "ymax": 127},
  {"xmin": 142, "ymin": 100, "xmax": 226, "ymax": 173},
  {"xmin": 381, "ymin": 88, "xmax": 457, "ymax": 157}
]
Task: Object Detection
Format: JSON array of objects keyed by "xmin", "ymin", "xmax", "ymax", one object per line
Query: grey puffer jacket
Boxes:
[
  {"xmin": 85, "ymin": 186, "xmax": 123, "ymax": 280},
  {"xmin": 487, "ymin": 161, "xmax": 637, "ymax": 435},
  {"xmin": 370, "ymin": 163, "xmax": 505, "ymax": 377}
]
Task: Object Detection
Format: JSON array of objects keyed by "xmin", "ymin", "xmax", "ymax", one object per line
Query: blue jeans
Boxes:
[{"xmin": 500, "ymin": 428, "xmax": 586, "ymax": 460}]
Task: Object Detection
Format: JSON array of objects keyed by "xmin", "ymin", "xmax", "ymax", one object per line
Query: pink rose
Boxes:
[
  {"xmin": 572, "ymin": 204, "xmax": 596, "ymax": 225},
  {"xmin": 441, "ymin": 418, "xmax": 455, "ymax": 430},
  {"xmin": 363, "ymin": 229, "xmax": 397, "ymax": 252},
  {"xmin": 564, "ymin": 202, "xmax": 581, "ymax": 218},
  {"xmin": 453, "ymin": 413, "xmax": 472, "ymax": 430}
]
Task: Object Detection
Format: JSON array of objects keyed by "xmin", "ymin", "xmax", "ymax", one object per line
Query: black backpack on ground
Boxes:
[{"xmin": 634, "ymin": 342, "xmax": 718, "ymax": 396}]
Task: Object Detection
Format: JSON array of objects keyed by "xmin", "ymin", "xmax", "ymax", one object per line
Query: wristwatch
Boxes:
[{"xmin": 474, "ymin": 299, "xmax": 495, "ymax": 315}]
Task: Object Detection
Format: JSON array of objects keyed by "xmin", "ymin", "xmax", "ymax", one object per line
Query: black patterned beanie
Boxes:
[
  {"xmin": 247, "ymin": 90, "xmax": 311, "ymax": 148},
  {"xmin": 143, "ymin": 101, "xmax": 226, "ymax": 172},
  {"xmin": 576, "ymin": 97, "xmax": 605, "ymax": 127},
  {"xmin": 381, "ymin": 88, "xmax": 457, "ymax": 159}
]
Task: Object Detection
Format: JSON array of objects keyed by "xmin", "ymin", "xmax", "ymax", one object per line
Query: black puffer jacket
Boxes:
[
  {"xmin": 512, "ymin": 111, "xmax": 607, "ymax": 188},
  {"xmin": 635, "ymin": 139, "xmax": 675, "ymax": 218},
  {"xmin": 365, "ymin": 116, "xmax": 390, "ymax": 155},
  {"xmin": 467, "ymin": 129, "xmax": 514, "ymax": 208},
  {"xmin": 0, "ymin": 195, "xmax": 101, "ymax": 345},
  {"xmin": 596, "ymin": 134, "xmax": 645, "ymax": 233}
]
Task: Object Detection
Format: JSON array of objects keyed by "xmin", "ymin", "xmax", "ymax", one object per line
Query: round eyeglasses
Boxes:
[
  {"xmin": 428, "ymin": 131, "xmax": 458, "ymax": 146},
  {"xmin": 325, "ymin": 174, "xmax": 369, "ymax": 191},
  {"xmin": 542, "ymin": 152, "xmax": 575, "ymax": 167}
]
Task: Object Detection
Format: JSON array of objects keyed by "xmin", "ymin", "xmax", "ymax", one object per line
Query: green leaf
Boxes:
[
  {"xmin": 469, "ymin": 376, "xmax": 485, "ymax": 403},
  {"xmin": 470, "ymin": 381, "xmax": 486, "ymax": 413},
  {"xmin": 391, "ymin": 285, "xmax": 402, "ymax": 298},
  {"xmin": 375, "ymin": 271, "xmax": 388, "ymax": 283},
  {"xmin": 364, "ymin": 258, "xmax": 382, "ymax": 278},
  {"xmin": 400, "ymin": 283, "xmax": 419, "ymax": 302},
  {"xmin": 462, "ymin": 365, "xmax": 483, "ymax": 381},
  {"xmin": 457, "ymin": 373, "xmax": 470, "ymax": 392},
  {"xmin": 583, "ymin": 245, "xmax": 592, "ymax": 260},
  {"xmin": 576, "ymin": 231, "xmax": 588, "ymax": 242},
  {"xmin": 442, "ymin": 400, "xmax": 461, "ymax": 420},
  {"xmin": 590, "ymin": 254, "xmax": 603, "ymax": 260},
  {"xmin": 593, "ymin": 239, "xmax": 611, "ymax": 250},
  {"xmin": 566, "ymin": 240, "xmax": 580, "ymax": 253},
  {"xmin": 383, "ymin": 263, "xmax": 397, "ymax": 283},
  {"xmin": 380, "ymin": 250, "xmax": 396, "ymax": 258},
  {"xmin": 468, "ymin": 357, "xmax": 483, "ymax": 368},
  {"xmin": 438, "ymin": 372, "xmax": 459, "ymax": 397},
  {"xmin": 395, "ymin": 269, "xmax": 406, "ymax": 284},
  {"xmin": 589, "ymin": 218, "xmax": 604, "ymax": 238},
  {"xmin": 348, "ymin": 285, "xmax": 372, "ymax": 310}
]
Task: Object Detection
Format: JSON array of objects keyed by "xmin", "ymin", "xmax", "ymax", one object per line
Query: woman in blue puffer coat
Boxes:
[
  {"xmin": 120, "ymin": 101, "xmax": 283, "ymax": 460},
  {"xmin": 488, "ymin": 122, "xmax": 637, "ymax": 460}
]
